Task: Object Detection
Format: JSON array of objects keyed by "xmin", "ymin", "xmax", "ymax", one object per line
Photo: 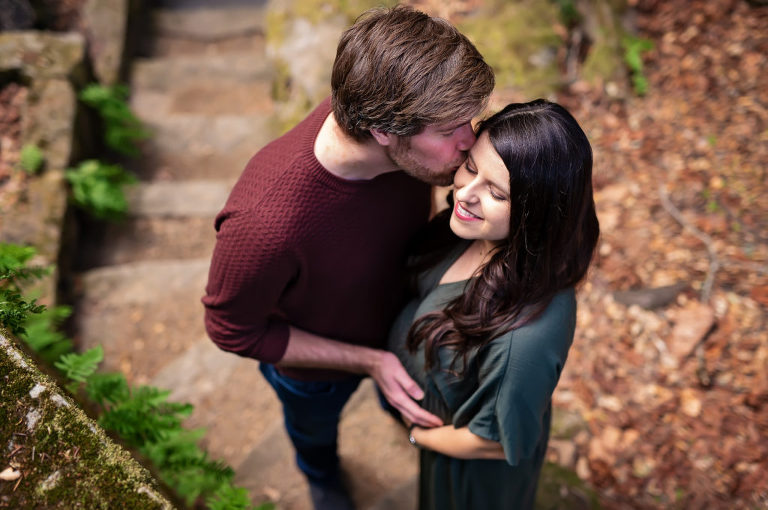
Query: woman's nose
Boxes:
[{"xmin": 455, "ymin": 179, "xmax": 478, "ymax": 203}]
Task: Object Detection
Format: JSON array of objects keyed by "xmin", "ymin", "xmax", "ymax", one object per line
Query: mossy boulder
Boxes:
[
  {"xmin": 0, "ymin": 331, "xmax": 173, "ymax": 509},
  {"xmin": 535, "ymin": 461, "xmax": 601, "ymax": 510},
  {"xmin": 459, "ymin": 0, "xmax": 564, "ymax": 100},
  {"xmin": 577, "ymin": 0, "xmax": 632, "ymax": 96}
]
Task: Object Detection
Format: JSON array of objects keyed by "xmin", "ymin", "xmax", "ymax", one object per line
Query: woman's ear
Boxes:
[{"xmin": 370, "ymin": 128, "xmax": 395, "ymax": 146}]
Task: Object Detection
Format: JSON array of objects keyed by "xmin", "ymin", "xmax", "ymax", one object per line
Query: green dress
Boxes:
[{"xmin": 388, "ymin": 241, "xmax": 577, "ymax": 510}]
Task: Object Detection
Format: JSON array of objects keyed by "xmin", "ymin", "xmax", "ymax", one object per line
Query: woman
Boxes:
[{"xmin": 388, "ymin": 99, "xmax": 599, "ymax": 510}]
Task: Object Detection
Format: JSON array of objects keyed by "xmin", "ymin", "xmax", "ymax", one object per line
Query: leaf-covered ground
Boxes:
[{"xmin": 553, "ymin": 1, "xmax": 768, "ymax": 508}]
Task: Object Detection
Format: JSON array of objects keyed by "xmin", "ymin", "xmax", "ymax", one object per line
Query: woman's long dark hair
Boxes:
[{"xmin": 407, "ymin": 99, "xmax": 600, "ymax": 371}]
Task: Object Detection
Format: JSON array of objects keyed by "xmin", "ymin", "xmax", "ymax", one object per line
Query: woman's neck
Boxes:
[{"xmin": 439, "ymin": 240, "xmax": 498, "ymax": 285}]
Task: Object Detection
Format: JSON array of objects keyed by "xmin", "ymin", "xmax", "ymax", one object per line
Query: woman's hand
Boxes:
[{"xmin": 410, "ymin": 425, "xmax": 506, "ymax": 460}]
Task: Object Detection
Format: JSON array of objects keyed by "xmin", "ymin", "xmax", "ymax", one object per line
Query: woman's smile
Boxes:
[{"xmin": 454, "ymin": 202, "xmax": 482, "ymax": 221}]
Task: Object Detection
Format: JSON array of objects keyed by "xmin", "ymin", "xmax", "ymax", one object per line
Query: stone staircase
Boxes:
[{"xmin": 71, "ymin": 1, "xmax": 417, "ymax": 509}]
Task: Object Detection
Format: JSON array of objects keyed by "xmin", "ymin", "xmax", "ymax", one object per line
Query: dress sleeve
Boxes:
[
  {"xmin": 202, "ymin": 208, "xmax": 298, "ymax": 363},
  {"xmin": 451, "ymin": 290, "xmax": 577, "ymax": 466}
]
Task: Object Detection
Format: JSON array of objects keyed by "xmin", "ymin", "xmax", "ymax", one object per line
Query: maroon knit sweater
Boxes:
[{"xmin": 202, "ymin": 99, "xmax": 431, "ymax": 380}]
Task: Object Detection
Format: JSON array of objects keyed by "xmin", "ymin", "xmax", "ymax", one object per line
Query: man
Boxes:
[{"xmin": 202, "ymin": 5, "xmax": 494, "ymax": 509}]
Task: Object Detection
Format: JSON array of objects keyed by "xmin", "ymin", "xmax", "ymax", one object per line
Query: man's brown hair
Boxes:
[{"xmin": 331, "ymin": 5, "xmax": 495, "ymax": 141}]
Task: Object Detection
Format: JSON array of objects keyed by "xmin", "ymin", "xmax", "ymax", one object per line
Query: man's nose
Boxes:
[{"xmin": 455, "ymin": 123, "xmax": 476, "ymax": 151}]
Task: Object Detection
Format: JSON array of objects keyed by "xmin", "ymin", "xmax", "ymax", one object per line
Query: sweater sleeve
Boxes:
[{"xmin": 202, "ymin": 208, "xmax": 298, "ymax": 363}]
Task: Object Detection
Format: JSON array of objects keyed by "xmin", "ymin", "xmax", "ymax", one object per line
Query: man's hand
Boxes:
[
  {"xmin": 369, "ymin": 351, "xmax": 443, "ymax": 428},
  {"xmin": 280, "ymin": 327, "xmax": 443, "ymax": 427}
]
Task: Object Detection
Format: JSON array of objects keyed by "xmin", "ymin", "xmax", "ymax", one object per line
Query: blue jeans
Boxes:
[{"xmin": 259, "ymin": 363, "xmax": 362, "ymax": 483}]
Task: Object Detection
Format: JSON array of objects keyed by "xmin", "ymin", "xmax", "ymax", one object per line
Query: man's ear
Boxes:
[{"xmin": 370, "ymin": 128, "xmax": 394, "ymax": 146}]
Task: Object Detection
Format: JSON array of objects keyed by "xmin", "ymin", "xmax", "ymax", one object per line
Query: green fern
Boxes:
[
  {"xmin": 55, "ymin": 346, "xmax": 104, "ymax": 393},
  {"xmin": 0, "ymin": 243, "xmax": 48, "ymax": 283},
  {"xmin": 19, "ymin": 144, "xmax": 45, "ymax": 174},
  {"xmin": 21, "ymin": 305, "xmax": 73, "ymax": 363},
  {"xmin": 0, "ymin": 291, "xmax": 45, "ymax": 336},
  {"xmin": 97, "ymin": 385, "xmax": 193, "ymax": 444},
  {"xmin": 208, "ymin": 484, "xmax": 270, "ymax": 510},
  {"xmin": 65, "ymin": 159, "xmax": 137, "ymax": 221},
  {"xmin": 143, "ymin": 428, "xmax": 234, "ymax": 504},
  {"xmin": 79, "ymin": 84, "xmax": 150, "ymax": 157},
  {"xmin": 0, "ymin": 243, "xmax": 47, "ymax": 335},
  {"xmin": 86, "ymin": 372, "xmax": 131, "ymax": 406},
  {"xmin": 622, "ymin": 36, "xmax": 654, "ymax": 96}
]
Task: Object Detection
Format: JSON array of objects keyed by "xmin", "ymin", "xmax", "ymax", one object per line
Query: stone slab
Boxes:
[
  {"xmin": 152, "ymin": 4, "xmax": 267, "ymax": 41},
  {"xmin": 78, "ymin": 258, "xmax": 210, "ymax": 308},
  {"xmin": 128, "ymin": 114, "xmax": 273, "ymax": 180},
  {"xmin": 147, "ymin": 32, "xmax": 266, "ymax": 58},
  {"xmin": 126, "ymin": 180, "xmax": 232, "ymax": 217},
  {"xmin": 339, "ymin": 380, "xmax": 419, "ymax": 510},
  {"xmin": 74, "ymin": 259, "xmax": 212, "ymax": 385},
  {"xmin": 131, "ymin": 54, "xmax": 273, "ymax": 92},
  {"xmin": 150, "ymin": 339, "xmax": 242, "ymax": 403},
  {"xmin": 150, "ymin": 340, "xmax": 283, "ymax": 468},
  {"xmin": 233, "ymin": 379, "xmax": 419, "ymax": 510},
  {"xmin": 22, "ymin": 78, "xmax": 78, "ymax": 169},
  {"xmin": 0, "ymin": 170, "xmax": 68, "ymax": 307},
  {"xmin": 0, "ymin": 31, "xmax": 85, "ymax": 80},
  {"xmin": 82, "ymin": 0, "xmax": 129, "ymax": 85},
  {"xmin": 234, "ymin": 421, "xmax": 312, "ymax": 510},
  {"xmin": 143, "ymin": 113, "xmax": 273, "ymax": 156},
  {"xmin": 75, "ymin": 215, "xmax": 217, "ymax": 270},
  {"xmin": 131, "ymin": 81, "xmax": 274, "ymax": 117}
]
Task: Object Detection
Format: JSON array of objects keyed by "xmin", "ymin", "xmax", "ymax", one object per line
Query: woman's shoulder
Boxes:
[{"xmin": 485, "ymin": 289, "xmax": 577, "ymax": 358}]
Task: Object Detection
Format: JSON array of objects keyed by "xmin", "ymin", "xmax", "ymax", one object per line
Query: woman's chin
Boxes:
[{"xmin": 448, "ymin": 215, "xmax": 471, "ymax": 240}]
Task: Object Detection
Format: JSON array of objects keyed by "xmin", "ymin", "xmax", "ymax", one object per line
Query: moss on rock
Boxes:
[
  {"xmin": 459, "ymin": 0, "xmax": 564, "ymax": 100},
  {"xmin": 535, "ymin": 461, "xmax": 601, "ymax": 510},
  {"xmin": 0, "ymin": 331, "xmax": 173, "ymax": 509}
]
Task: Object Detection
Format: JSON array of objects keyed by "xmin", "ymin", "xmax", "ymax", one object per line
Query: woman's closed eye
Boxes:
[{"xmin": 489, "ymin": 188, "xmax": 507, "ymax": 201}]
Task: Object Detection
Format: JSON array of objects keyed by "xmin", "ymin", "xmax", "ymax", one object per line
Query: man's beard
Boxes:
[{"xmin": 386, "ymin": 139, "xmax": 462, "ymax": 187}]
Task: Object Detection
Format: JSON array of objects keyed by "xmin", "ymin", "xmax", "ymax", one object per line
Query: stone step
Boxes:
[
  {"xmin": 131, "ymin": 54, "xmax": 273, "ymax": 93},
  {"xmin": 338, "ymin": 380, "xmax": 418, "ymax": 510},
  {"xmin": 234, "ymin": 379, "xmax": 418, "ymax": 510},
  {"xmin": 235, "ymin": 421, "xmax": 311, "ymax": 510},
  {"xmin": 131, "ymin": 81, "xmax": 274, "ymax": 117},
  {"xmin": 127, "ymin": 114, "xmax": 273, "ymax": 181},
  {"xmin": 149, "ymin": 339, "xmax": 284, "ymax": 468},
  {"xmin": 151, "ymin": 2, "xmax": 267, "ymax": 42},
  {"xmin": 147, "ymin": 31, "xmax": 266, "ymax": 59},
  {"xmin": 74, "ymin": 259, "xmax": 211, "ymax": 385},
  {"xmin": 126, "ymin": 180, "xmax": 232, "ymax": 218},
  {"xmin": 141, "ymin": 114, "xmax": 273, "ymax": 160},
  {"xmin": 74, "ymin": 215, "xmax": 217, "ymax": 270}
]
